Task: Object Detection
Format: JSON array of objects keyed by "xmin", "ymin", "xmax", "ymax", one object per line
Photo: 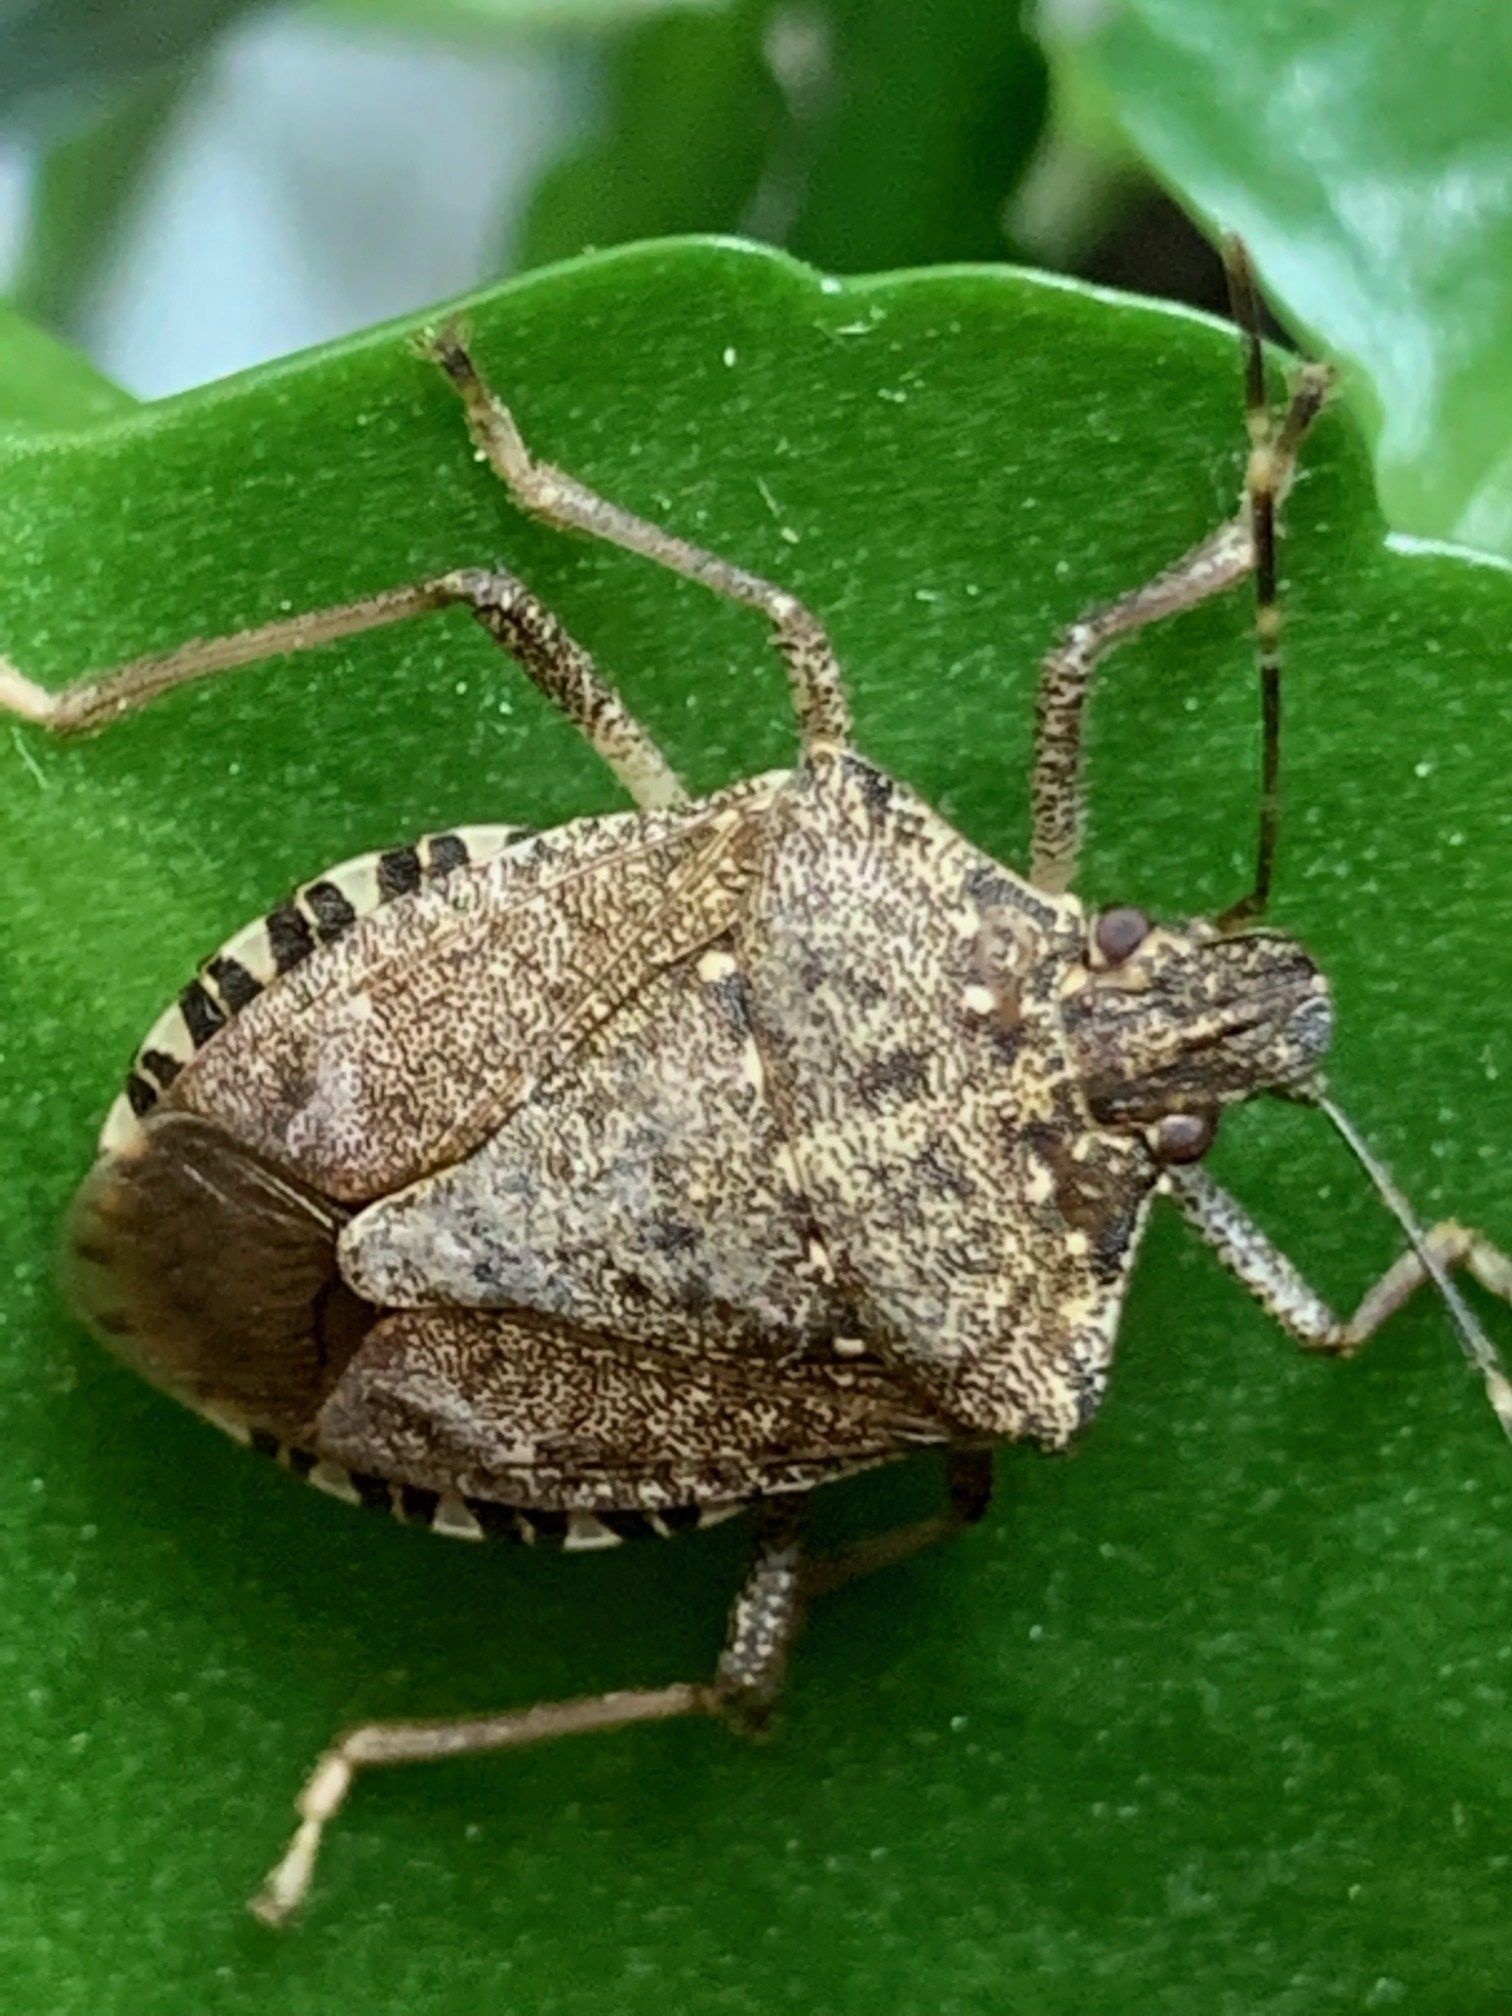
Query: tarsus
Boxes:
[{"xmin": 1313, "ymin": 1089, "xmax": 1512, "ymax": 1443}]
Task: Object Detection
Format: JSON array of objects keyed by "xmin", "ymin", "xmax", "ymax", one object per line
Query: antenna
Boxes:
[
  {"xmin": 1314, "ymin": 1090, "xmax": 1512, "ymax": 1442},
  {"xmin": 1215, "ymin": 242, "xmax": 1333, "ymax": 932},
  {"xmin": 1218, "ymin": 235, "xmax": 1282, "ymax": 931}
]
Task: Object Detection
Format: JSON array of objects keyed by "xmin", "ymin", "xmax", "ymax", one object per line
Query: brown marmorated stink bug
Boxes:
[{"xmin": 3, "ymin": 244, "xmax": 1509, "ymax": 1923}]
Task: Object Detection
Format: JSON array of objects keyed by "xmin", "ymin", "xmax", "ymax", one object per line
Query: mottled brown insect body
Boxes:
[
  {"xmin": 68, "ymin": 752, "xmax": 1334, "ymax": 1494},
  {"xmin": 5, "ymin": 246, "xmax": 1508, "ymax": 1923}
]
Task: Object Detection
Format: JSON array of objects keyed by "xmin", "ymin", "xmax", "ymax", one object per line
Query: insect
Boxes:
[{"xmin": 3, "ymin": 244, "xmax": 1508, "ymax": 1926}]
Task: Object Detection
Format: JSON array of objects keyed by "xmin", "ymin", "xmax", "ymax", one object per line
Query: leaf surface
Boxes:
[{"xmin": 2, "ymin": 240, "xmax": 1508, "ymax": 2014}]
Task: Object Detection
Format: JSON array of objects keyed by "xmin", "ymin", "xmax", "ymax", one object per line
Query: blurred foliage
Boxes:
[
  {"xmin": 317, "ymin": 0, "xmax": 718, "ymax": 28},
  {"xmin": 2, "ymin": 237, "xmax": 1510, "ymax": 2016},
  {"xmin": 774, "ymin": 0, "xmax": 1044, "ymax": 269},
  {"xmin": 514, "ymin": 2, "xmax": 786, "ymax": 266},
  {"xmin": 1047, "ymin": 0, "xmax": 1512, "ymax": 557},
  {"xmin": 8, "ymin": 69, "xmax": 191, "ymax": 332},
  {"xmin": 517, "ymin": 0, "xmax": 1048, "ymax": 273},
  {"xmin": 0, "ymin": 0, "xmax": 267, "ymax": 128}
]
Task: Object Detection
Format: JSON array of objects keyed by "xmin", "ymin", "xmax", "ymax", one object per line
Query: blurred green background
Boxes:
[{"xmin": 1, "ymin": 6, "xmax": 1509, "ymax": 2014}]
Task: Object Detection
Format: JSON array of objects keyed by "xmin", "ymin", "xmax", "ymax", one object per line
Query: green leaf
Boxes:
[
  {"xmin": 0, "ymin": 302, "xmax": 136, "ymax": 429},
  {"xmin": 0, "ymin": 0, "xmax": 269, "ymax": 126},
  {"xmin": 1050, "ymin": 0, "xmax": 1512, "ymax": 557},
  {"xmin": 315, "ymin": 0, "xmax": 717, "ymax": 30},
  {"xmin": 2, "ymin": 241, "xmax": 1508, "ymax": 2012},
  {"xmin": 518, "ymin": 0, "xmax": 1047, "ymax": 271}
]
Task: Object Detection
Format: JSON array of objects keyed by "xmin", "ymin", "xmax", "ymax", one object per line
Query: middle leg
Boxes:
[
  {"xmin": 0, "ymin": 567, "xmax": 685, "ymax": 811},
  {"xmin": 421, "ymin": 326, "xmax": 852, "ymax": 753}
]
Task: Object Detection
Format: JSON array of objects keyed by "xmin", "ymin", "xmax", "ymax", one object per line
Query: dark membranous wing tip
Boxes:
[{"xmin": 65, "ymin": 1111, "xmax": 372, "ymax": 1434}]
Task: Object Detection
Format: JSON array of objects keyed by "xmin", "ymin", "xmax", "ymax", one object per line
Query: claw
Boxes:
[
  {"xmin": 414, "ymin": 317, "xmax": 482, "ymax": 393},
  {"xmin": 248, "ymin": 1750, "xmax": 355, "ymax": 1927},
  {"xmin": 0, "ymin": 658, "xmax": 56, "ymax": 725}
]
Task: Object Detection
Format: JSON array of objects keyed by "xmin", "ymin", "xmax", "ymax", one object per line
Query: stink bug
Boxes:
[{"xmin": 3, "ymin": 243, "xmax": 1508, "ymax": 1926}]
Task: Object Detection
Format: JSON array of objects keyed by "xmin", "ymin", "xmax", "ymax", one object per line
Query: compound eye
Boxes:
[
  {"xmin": 1151, "ymin": 1110, "xmax": 1218, "ymax": 1165},
  {"xmin": 1095, "ymin": 906, "xmax": 1152, "ymax": 966}
]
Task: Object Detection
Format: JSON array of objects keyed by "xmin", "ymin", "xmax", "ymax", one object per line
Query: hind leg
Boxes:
[
  {"xmin": 0, "ymin": 567, "xmax": 684, "ymax": 810},
  {"xmin": 802, "ymin": 1446, "xmax": 993, "ymax": 1597},
  {"xmin": 250, "ymin": 1501, "xmax": 808, "ymax": 1924},
  {"xmin": 252, "ymin": 1446, "xmax": 1000, "ymax": 1922}
]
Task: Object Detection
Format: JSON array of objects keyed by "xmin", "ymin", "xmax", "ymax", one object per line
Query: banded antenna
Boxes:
[{"xmin": 1218, "ymin": 237, "xmax": 1332, "ymax": 931}]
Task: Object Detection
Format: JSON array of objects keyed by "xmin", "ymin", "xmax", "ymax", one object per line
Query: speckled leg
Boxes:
[
  {"xmin": 1030, "ymin": 362, "xmax": 1330, "ymax": 896},
  {"xmin": 1165, "ymin": 1165, "xmax": 1512, "ymax": 1433},
  {"xmin": 0, "ymin": 569, "xmax": 685, "ymax": 810},
  {"xmin": 713, "ymin": 1500, "xmax": 808, "ymax": 1733},
  {"xmin": 250, "ymin": 1500, "xmax": 809, "ymax": 1926},
  {"xmin": 422, "ymin": 325, "xmax": 851, "ymax": 751},
  {"xmin": 802, "ymin": 1447, "xmax": 993, "ymax": 1598}
]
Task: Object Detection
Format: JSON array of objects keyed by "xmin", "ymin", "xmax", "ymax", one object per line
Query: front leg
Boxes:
[
  {"xmin": 1032, "ymin": 240, "xmax": 1332, "ymax": 906},
  {"xmin": 1165, "ymin": 1164, "xmax": 1512, "ymax": 1433},
  {"xmin": 1030, "ymin": 362, "xmax": 1328, "ymax": 898}
]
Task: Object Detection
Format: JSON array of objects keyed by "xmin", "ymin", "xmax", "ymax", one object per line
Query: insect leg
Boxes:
[
  {"xmin": 802, "ymin": 1447, "xmax": 993, "ymax": 1599},
  {"xmin": 421, "ymin": 325, "xmax": 851, "ymax": 752},
  {"xmin": 711, "ymin": 1498, "xmax": 808, "ymax": 1733},
  {"xmin": 250, "ymin": 1501, "xmax": 807, "ymax": 1925},
  {"xmin": 439, "ymin": 566, "xmax": 686, "ymax": 807},
  {"xmin": 0, "ymin": 569, "xmax": 685, "ymax": 810},
  {"xmin": 1165, "ymin": 1162, "xmax": 1512, "ymax": 1371},
  {"xmin": 249, "ymin": 1682, "xmax": 708, "ymax": 1927},
  {"xmin": 1030, "ymin": 358, "xmax": 1329, "ymax": 896}
]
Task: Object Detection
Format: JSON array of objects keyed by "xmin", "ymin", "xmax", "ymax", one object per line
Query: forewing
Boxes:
[
  {"xmin": 314, "ymin": 1308, "xmax": 950, "ymax": 1513},
  {"xmin": 339, "ymin": 936, "xmax": 842, "ymax": 1357},
  {"xmin": 65, "ymin": 1111, "xmax": 371, "ymax": 1441},
  {"xmin": 160, "ymin": 776, "xmax": 781, "ymax": 1200}
]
